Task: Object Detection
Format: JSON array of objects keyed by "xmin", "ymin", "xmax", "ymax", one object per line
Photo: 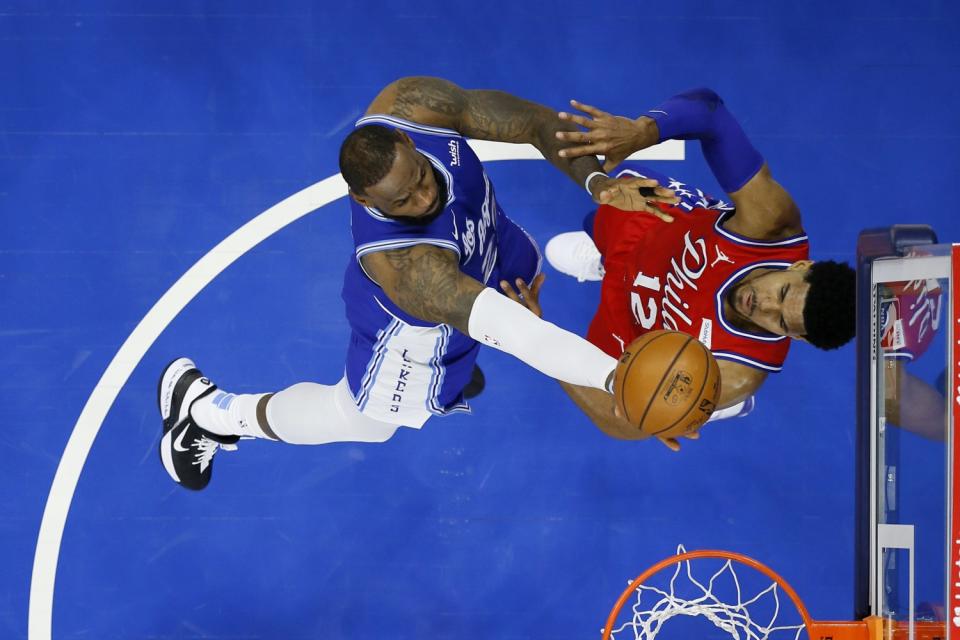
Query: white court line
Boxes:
[
  {"xmin": 28, "ymin": 140, "xmax": 682, "ymax": 639},
  {"xmin": 468, "ymin": 139, "xmax": 684, "ymax": 162}
]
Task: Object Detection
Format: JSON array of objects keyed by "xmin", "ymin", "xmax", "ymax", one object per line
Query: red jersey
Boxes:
[{"xmin": 587, "ymin": 202, "xmax": 810, "ymax": 372}]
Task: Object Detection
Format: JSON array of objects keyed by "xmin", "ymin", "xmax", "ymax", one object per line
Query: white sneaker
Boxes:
[
  {"xmin": 545, "ymin": 231, "xmax": 605, "ymax": 282},
  {"xmin": 157, "ymin": 357, "xmax": 239, "ymax": 491}
]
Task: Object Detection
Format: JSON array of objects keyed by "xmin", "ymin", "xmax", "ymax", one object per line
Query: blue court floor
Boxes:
[{"xmin": 3, "ymin": 2, "xmax": 960, "ymax": 638}]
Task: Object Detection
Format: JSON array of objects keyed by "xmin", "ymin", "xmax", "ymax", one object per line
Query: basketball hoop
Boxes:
[{"xmin": 600, "ymin": 547, "xmax": 907, "ymax": 640}]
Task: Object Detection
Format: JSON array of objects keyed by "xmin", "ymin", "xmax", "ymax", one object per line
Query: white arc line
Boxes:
[
  {"xmin": 28, "ymin": 140, "xmax": 682, "ymax": 639},
  {"xmin": 28, "ymin": 173, "xmax": 346, "ymax": 640}
]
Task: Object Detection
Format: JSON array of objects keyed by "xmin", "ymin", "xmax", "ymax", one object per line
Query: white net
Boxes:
[{"xmin": 605, "ymin": 547, "xmax": 807, "ymax": 640}]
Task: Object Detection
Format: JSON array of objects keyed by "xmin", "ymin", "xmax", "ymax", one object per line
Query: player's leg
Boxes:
[
  {"xmin": 159, "ymin": 358, "xmax": 401, "ymax": 491},
  {"xmin": 178, "ymin": 300, "xmax": 477, "ymax": 447},
  {"xmin": 188, "ymin": 375, "xmax": 400, "ymax": 445},
  {"xmin": 260, "ymin": 377, "xmax": 401, "ymax": 443}
]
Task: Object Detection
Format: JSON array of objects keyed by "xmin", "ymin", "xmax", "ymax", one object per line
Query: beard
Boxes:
[
  {"xmin": 727, "ymin": 280, "xmax": 753, "ymax": 325},
  {"xmin": 380, "ymin": 164, "xmax": 448, "ymax": 227},
  {"xmin": 729, "ymin": 281, "xmax": 745, "ymax": 316}
]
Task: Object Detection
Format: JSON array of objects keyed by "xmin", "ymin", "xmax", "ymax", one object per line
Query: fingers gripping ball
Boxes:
[{"xmin": 613, "ymin": 331, "xmax": 720, "ymax": 438}]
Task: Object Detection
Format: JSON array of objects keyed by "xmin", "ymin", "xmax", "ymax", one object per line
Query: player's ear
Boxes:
[
  {"xmin": 396, "ymin": 130, "xmax": 414, "ymax": 147},
  {"xmin": 788, "ymin": 259, "xmax": 814, "ymax": 271},
  {"xmin": 349, "ymin": 188, "xmax": 370, "ymax": 207}
]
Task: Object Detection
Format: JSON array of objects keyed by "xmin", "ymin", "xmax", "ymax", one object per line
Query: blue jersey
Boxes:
[{"xmin": 341, "ymin": 115, "xmax": 541, "ymax": 427}]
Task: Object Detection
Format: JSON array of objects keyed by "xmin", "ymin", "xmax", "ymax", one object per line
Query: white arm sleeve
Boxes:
[{"xmin": 467, "ymin": 287, "xmax": 617, "ymax": 392}]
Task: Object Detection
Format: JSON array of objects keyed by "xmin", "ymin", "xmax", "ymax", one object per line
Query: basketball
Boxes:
[{"xmin": 613, "ymin": 330, "xmax": 720, "ymax": 439}]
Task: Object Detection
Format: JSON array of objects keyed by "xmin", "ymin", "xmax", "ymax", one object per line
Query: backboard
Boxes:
[{"xmin": 856, "ymin": 227, "xmax": 957, "ymax": 640}]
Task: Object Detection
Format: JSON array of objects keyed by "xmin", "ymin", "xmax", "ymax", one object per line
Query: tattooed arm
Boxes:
[
  {"xmin": 361, "ymin": 244, "xmax": 484, "ymax": 334},
  {"xmin": 361, "ymin": 244, "xmax": 618, "ymax": 392},
  {"xmin": 365, "ymin": 76, "xmax": 607, "ymax": 196}
]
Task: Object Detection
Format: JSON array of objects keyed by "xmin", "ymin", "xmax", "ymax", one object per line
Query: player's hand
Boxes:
[
  {"xmin": 590, "ymin": 175, "xmax": 679, "ymax": 221},
  {"xmin": 613, "ymin": 402, "xmax": 701, "ymax": 449},
  {"xmin": 500, "ymin": 273, "xmax": 546, "ymax": 318},
  {"xmin": 557, "ymin": 100, "xmax": 659, "ymax": 171},
  {"xmin": 657, "ymin": 430, "xmax": 700, "ymax": 453}
]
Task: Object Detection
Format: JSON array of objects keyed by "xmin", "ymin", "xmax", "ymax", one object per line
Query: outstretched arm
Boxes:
[
  {"xmin": 361, "ymin": 246, "xmax": 617, "ymax": 391},
  {"xmin": 558, "ymin": 358, "xmax": 766, "ymax": 451},
  {"xmin": 368, "ymin": 76, "xmax": 599, "ymax": 186},
  {"xmin": 366, "ymin": 76, "xmax": 676, "ymax": 217},
  {"xmin": 558, "ymin": 381, "xmax": 647, "ymax": 441},
  {"xmin": 559, "ymin": 381, "xmax": 700, "ymax": 451},
  {"xmin": 555, "ymin": 90, "xmax": 803, "ymax": 240}
]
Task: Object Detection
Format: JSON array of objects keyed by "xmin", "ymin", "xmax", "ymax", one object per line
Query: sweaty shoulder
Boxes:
[
  {"xmin": 365, "ymin": 77, "xmax": 465, "ymax": 131},
  {"xmin": 723, "ymin": 164, "xmax": 805, "ymax": 241}
]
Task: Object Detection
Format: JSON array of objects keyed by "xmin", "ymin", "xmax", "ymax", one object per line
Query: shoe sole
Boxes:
[
  {"xmin": 159, "ymin": 425, "xmax": 183, "ymax": 484},
  {"xmin": 158, "ymin": 357, "xmax": 197, "ymax": 422}
]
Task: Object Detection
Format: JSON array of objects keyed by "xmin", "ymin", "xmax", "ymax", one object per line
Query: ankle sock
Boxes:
[{"xmin": 190, "ymin": 390, "xmax": 275, "ymax": 440}]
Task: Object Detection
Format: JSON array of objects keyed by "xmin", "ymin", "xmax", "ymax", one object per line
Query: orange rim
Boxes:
[{"xmin": 601, "ymin": 549, "xmax": 816, "ymax": 640}]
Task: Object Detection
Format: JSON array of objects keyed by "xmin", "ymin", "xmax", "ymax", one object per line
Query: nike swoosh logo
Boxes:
[{"xmin": 173, "ymin": 424, "xmax": 192, "ymax": 452}]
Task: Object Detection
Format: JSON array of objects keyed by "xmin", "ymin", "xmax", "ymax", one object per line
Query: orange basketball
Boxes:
[{"xmin": 613, "ymin": 330, "xmax": 720, "ymax": 439}]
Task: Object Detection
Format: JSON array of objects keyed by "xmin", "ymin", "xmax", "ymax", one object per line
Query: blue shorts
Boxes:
[{"xmin": 341, "ymin": 212, "xmax": 541, "ymax": 428}]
